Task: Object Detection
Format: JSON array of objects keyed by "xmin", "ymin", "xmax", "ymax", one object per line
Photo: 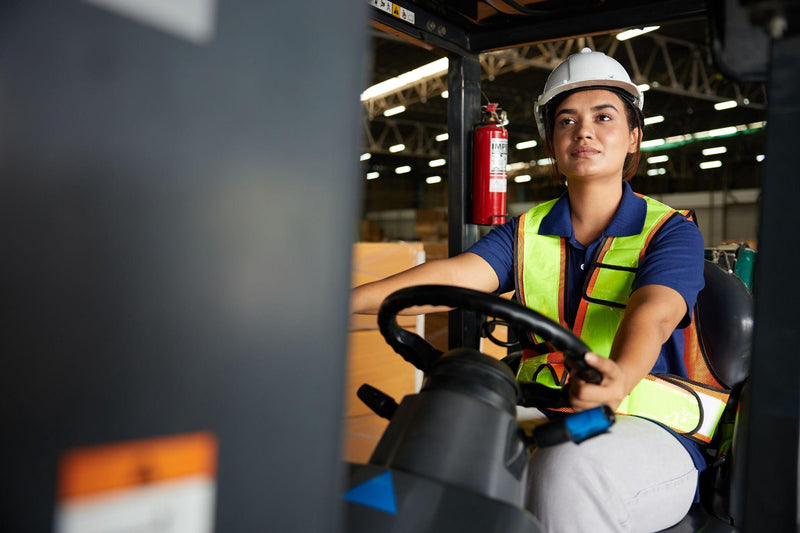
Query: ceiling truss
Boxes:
[
  {"xmin": 363, "ymin": 32, "xmax": 767, "ymax": 119},
  {"xmin": 363, "ymin": 117, "xmax": 449, "ymax": 158}
]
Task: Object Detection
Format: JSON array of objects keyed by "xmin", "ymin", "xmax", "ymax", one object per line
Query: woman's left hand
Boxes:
[{"xmin": 568, "ymin": 352, "xmax": 628, "ymax": 411}]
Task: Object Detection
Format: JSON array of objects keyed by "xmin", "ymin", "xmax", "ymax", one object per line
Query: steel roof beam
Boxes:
[
  {"xmin": 363, "ymin": 31, "xmax": 766, "ymax": 119},
  {"xmin": 363, "ymin": 117, "xmax": 448, "ymax": 158}
]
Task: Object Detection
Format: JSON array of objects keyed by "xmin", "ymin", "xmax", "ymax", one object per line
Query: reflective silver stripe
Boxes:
[{"xmin": 695, "ymin": 390, "xmax": 727, "ymax": 442}]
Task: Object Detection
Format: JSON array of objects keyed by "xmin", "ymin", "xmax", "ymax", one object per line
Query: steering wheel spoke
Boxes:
[{"xmin": 377, "ymin": 285, "xmax": 602, "ymax": 402}]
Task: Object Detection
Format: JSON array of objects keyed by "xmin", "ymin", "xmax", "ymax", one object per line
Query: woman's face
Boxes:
[{"xmin": 551, "ymin": 89, "xmax": 640, "ymax": 184}]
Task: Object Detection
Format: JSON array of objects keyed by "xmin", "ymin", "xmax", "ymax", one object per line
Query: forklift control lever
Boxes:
[{"xmin": 357, "ymin": 383, "xmax": 399, "ymax": 420}]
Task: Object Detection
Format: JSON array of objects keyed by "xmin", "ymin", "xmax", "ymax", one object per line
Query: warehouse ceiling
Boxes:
[{"xmin": 359, "ymin": 1, "xmax": 769, "ymax": 213}]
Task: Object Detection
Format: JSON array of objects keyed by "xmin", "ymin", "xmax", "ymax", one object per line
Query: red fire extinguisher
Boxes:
[{"xmin": 472, "ymin": 103, "xmax": 508, "ymax": 225}]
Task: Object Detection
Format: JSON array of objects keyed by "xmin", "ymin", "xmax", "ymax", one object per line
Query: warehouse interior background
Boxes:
[
  {"xmin": 357, "ymin": 14, "xmax": 766, "ymax": 248},
  {"xmin": 343, "ymin": 6, "xmax": 769, "ymax": 467}
]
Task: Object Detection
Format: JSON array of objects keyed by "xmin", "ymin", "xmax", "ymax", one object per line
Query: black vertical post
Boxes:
[
  {"xmin": 739, "ymin": 33, "xmax": 800, "ymax": 533},
  {"xmin": 0, "ymin": 2, "xmax": 366, "ymax": 531},
  {"xmin": 447, "ymin": 52, "xmax": 482, "ymax": 350}
]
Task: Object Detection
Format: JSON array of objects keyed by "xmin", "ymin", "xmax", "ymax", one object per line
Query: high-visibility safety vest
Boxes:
[{"xmin": 515, "ymin": 195, "xmax": 729, "ymax": 444}]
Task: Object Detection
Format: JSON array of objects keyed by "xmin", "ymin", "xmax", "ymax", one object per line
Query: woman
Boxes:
[{"xmin": 351, "ymin": 48, "xmax": 706, "ymax": 532}]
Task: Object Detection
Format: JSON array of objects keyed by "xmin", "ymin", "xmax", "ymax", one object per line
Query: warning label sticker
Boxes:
[
  {"xmin": 489, "ymin": 138, "xmax": 508, "ymax": 175},
  {"xmin": 490, "ymin": 178, "xmax": 508, "ymax": 193},
  {"xmin": 54, "ymin": 432, "xmax": 218, "ymax": 533},
  {"xmin": 369, "ymin": 0, "xmax": 415, "ymax": 24}
]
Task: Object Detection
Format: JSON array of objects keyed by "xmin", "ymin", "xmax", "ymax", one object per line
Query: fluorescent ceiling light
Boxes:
[
  {"xmin": 665, "ymin": 134, "xmax": 691, "ymax": 144},
  {"xmin": 515, "ymin": 140, "xmax": 538, "ymax": 150},
  {"xmin": 641, "ymin": 139, "xmax": 665, "ymax": 149},
  {"xmin": 361, "ymin": 57, "xmax": 449, "ymax": 101},
  {"xmin": 700, "ymin": 160, "xmax": 722, "ymax": 170},
  {"xmin": 428, "ymin": 159, "xmax": 446, "ymax": 167},
  {"xmin": 641, "ymin": 122, "xmax": 767, "ymax": 152},
  {"xmin": 756, "ymin": 154, "xmax": 766, "ymax": 162},
  {"xmin": 383, "ymin": 105, "xmax": 406, "ymax": 117},
  {"xmin": 714, "ymin": 100, "xmax": 738, "ymax": 111},
  {"xmin": 647, "ymin": 168, "xmax": 667, "ymax": 176},
  {"xmin": 441, "ymin": 90, "xmax": 449, "ymax": 99},
  {"xmin": 708, "ymin": 126, "xmax": 738, "ymax": 137},
  {"xmin": 395, "ymin": 165, "xmax": 412, "ymax": 174},
  {"xmin": 366, "ymin": 172, "xmax": 379, "ymax": 180},
  {"xmin": 617, "ymin": 26, "xmax": 660, "ymax": 41},
  {"xmin": 637, "ymin": 83, "xmax": 651, "ymax": 93},
  {"xmin": 644, "ymin": 115, "xmax": 664, "ymax": 125},
  {"xmin": 702, "ymin": 146, "xmax": 727, "ymax": 156},
  {"xmin": 514, "ymin": 174, "xmax": 532, "ymax": 183},
  {"xmin": 389, "ymin": 143, "xmax": 405, "ymax": 153},
  {"xmin": 647, "ymin": 155, "xmax": 669, "ymax": 164},
  {"xmin": 426, "ymin": 175, "xmax": 442, "ymax": 184},
  {"xmin": 507, "ymin": 162, "xmax": 529, "ymax": 171},
  {"xmin": 536, "ymin": 158, "xmax": 554, "ymax": 166},
  {"xmin": 360, "ymin": 153, "xmax": 371, "ymax": 161},
  {"xmin": 435, "ymin": 133, "xmax": 449, "ymax": 142}
]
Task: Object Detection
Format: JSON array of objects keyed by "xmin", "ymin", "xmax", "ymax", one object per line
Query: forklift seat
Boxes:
[{"xmin": 693, "ymin": 260, "xmax": 753, "ymax": 391}]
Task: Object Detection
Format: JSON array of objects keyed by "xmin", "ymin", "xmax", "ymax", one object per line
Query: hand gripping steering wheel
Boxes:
[{"xmin": 377, "ymin": 285, "xmax": 602, "ymax": 408}]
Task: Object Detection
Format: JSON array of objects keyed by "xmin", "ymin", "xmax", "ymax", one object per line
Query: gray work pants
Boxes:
[{"xmin": 526, "ymin": 415, "xmax": 697, "ymax": 533}]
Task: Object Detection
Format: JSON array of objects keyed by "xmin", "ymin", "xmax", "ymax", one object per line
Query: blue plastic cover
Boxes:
[
  {"xmin": 344, "ymin": 471, "xmax": 398, "ymax": 514},
  {"xmin": 565, "ymin": 406, "xmax": 613, "ymax": 442}
]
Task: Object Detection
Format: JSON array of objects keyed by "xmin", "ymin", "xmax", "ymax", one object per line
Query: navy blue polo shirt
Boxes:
[{"xmin": 467, "ymin": 182, "xmax": 707, "ymax": 474}]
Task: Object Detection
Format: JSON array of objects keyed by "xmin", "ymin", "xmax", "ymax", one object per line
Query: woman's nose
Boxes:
[{"xmin": 574, "ymin": 122, "xmax": 594, "ymax": 139}]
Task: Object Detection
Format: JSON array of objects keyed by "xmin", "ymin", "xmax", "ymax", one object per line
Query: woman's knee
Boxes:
[{"xmin": 526, "ymin": 442, "xmax": 630, "ymax": 532}]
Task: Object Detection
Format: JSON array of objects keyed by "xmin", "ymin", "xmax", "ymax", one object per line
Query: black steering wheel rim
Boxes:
[{"xmin": 377, "ymin": 285, "xmax": 598, "ymax": 384}]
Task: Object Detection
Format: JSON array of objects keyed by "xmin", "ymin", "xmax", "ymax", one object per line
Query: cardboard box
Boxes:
[{"xmin": 345, "ymin": 242, "xmax": 425, "ymax": 463}]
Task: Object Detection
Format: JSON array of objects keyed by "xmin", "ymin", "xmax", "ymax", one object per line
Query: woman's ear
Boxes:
[{"xmin": 628, "ymin": 127, "xmax": 641, "ymax": 154}]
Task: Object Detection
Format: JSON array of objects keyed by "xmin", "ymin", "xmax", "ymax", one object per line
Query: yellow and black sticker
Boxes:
[{"xmin": 368, "ymin": 0, "xmax": 416, "ymax": 25}]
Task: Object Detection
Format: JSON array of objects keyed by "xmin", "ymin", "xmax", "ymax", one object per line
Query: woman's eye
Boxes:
[
  {"xmin": 597, "ymin": 114, "xmax": 612, "ymax": 121},
  {"xmin": 558, "ymin": 117, "xmax": 575, "ymax": 126}
]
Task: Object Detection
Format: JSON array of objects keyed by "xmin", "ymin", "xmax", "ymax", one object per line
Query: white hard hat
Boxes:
[{"xmin": 534, "ymin": 48, "xmax": 643, "ymax": 139}]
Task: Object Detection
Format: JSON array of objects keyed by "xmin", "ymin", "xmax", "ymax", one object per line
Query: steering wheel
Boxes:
[{"xmin": 377, "ymin": 285, "xmax": 602, "ymax": 406}]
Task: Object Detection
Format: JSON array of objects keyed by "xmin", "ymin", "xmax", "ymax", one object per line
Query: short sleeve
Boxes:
[
  {"xmin": 632, "ymin": 214, "xmax": 705, "ymax": 328},
  {"xmin": 465, "ymin": 217, "xmax": 517, "ymax": 293}
]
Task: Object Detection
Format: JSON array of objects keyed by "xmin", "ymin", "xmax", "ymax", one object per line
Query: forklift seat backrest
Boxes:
[{"xmin": 694, "ymin": 260, "xmax": 754, "ymax": 389}]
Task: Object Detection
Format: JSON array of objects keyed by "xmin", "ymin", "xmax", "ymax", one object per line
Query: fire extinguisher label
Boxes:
[
  {"xmin": 490, "ymin": 177, "xmax": 507, "ymax": 193},
  {"xmin": 489, "ymin": 138, "xmax": 508, "ymax": 174}
]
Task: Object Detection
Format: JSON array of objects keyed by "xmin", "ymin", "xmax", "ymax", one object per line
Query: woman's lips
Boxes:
[{"xmin": 571, "ymin": 146, "xmax": 600, "ymax": 157}]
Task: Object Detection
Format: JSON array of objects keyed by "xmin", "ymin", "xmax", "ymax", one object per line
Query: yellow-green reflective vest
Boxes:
[{"xmin": 515, "ymin": 195, "xmax": 729, "ymax": 444}]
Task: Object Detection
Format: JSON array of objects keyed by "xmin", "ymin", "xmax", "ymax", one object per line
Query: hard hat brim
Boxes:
[{"xmin": 534, "ymin": 83, "xmax": 643, "ymax": 140}]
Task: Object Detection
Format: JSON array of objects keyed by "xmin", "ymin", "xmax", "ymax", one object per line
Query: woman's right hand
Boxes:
[{"xmin": 568, "ymin": 352, "xmax": 628, "ymax": 412}]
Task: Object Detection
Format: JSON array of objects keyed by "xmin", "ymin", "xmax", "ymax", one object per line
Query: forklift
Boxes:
[
  {"xmin": 345, "ymin": 1, "xmax": 797, "ymax": 532},
  {"xmin": 0, "ymin": 1, "xmax": 796, "ymax": 532}
]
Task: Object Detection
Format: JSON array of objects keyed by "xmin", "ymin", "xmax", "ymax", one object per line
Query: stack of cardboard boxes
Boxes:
[{"xmin": 344, "ymin": 242, "xmax": 424, "ymax": 463}]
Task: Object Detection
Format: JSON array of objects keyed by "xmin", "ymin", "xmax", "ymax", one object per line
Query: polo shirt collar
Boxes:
[{"xmin": 538, "ymin": 182, "xmax": 647, "ymax": 238}]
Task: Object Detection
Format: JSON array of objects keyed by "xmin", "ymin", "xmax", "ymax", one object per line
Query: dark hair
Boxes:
[{"xmin": 541, "ymin": 87, "xmax": 644, "ymax": 182}]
